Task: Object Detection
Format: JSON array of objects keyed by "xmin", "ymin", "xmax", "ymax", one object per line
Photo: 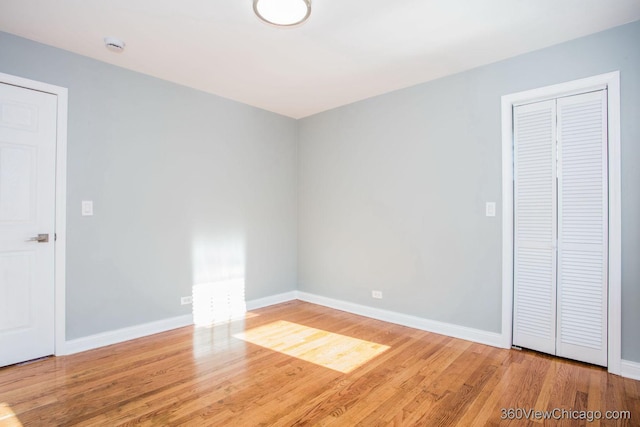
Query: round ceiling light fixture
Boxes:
[
  {"xmin": 253, "ymin": 0, "xmax": 311, "ymax": 27},
  {"xmin": 104, "ymin": 36, "xmax": 126, "ymax": 53}
]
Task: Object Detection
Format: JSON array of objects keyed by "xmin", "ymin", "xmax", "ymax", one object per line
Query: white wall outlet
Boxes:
[
  {"xmin": 81, "ymin": 200, "xmax": 93, "ymax": 216},
  {"xmin": 181, "ymin": 296, "xmax": 193, "ymax": 305},
  {"xmin": 486, "ymin": 202, "xmax": 496, "ymax": 217},
  {"xmin": 372, "ymin": 290, "xmax": 383, "ymax": 299}
]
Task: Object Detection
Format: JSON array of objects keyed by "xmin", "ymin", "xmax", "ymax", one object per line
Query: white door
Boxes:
[
  {"xmin": 0, "ymin": 82, "xmax": 57, "ymax": 367},
  {"xmin": 556, "ymin": 90, "xmax": 608, "ymax": 366},
  {"xmin": 512, "ymin": 99, "xmax": 558, "ymax": 356},
  {"xmin": 513, "ymin": 90, "xmax": 608, "ymax": 367}
]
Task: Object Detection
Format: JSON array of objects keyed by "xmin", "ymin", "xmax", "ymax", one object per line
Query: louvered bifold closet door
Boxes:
[
  {"xmin": 556, "ymin": 90, "xmax": 608, "ymax": 366},
  {"xmin": 513, "ymin": 100, "xmax": 558, "ymax": 355}
]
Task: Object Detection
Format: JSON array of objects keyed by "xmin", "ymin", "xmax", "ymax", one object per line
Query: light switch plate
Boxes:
[
  {"xmin": 82, "ymin": 200, "xmax": 93, "ymax": 216},
  {"xmin": 486, "ymin": 202, "xmax": 496, "ymax": 217}
]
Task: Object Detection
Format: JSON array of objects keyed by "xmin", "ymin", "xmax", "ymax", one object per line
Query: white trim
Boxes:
[
  {"xmin": 62, "ymin": 291, "xmax": 298, "ymax": 355},
  {"xmin": 0, "ymin": 72, "xmax": 68, "ymax": 358},
  {"xmin": 512, "ymin": 84, "xmax": 608, "ymax": 107},
  {"xmin": 501, "ymin": 96, "xmax": 513, "ymax": 348},
  {"xmin": 620, "ymin": 360, "xmax": 640, "ymax": 381},
  {"xmin": 500, "ymin": 94, "xmax": 515, "ymax": 349},
  {"xmin": 64, "ymin": 315, "xmax": 193, "ymax": 355},
  {"xmin": 606, "ymin": 74, "xmax": 622, "ymax": 375},
  {"xmin": 501, "ymin": 71, "xmax": 622, "ymax": 375},
  {"xmin": 246, "ymin": 291, "xmax": 297, "ymax": 311},
  {"xmin": 296, "ymin": 291, "xmax": 505, "ymax": 348}
]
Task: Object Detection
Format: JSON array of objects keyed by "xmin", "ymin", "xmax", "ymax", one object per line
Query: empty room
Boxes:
[{"xmin": 0, "ymin": 0, "xmax": 639, "ymax": 425}]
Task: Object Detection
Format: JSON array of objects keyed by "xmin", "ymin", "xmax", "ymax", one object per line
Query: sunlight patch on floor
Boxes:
[
  {"xmin": 0, "ymin": 403, "xmax": 23, "ymax": 427},
  {"xmin": 233, "ymin": 320, "xmax": 390, "ymax": 373}
]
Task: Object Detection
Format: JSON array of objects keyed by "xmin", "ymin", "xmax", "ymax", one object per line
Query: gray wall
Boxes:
[
  {"xmin": 298, "ymin": 21, "xmax": 640, "ymax": 362},
  {"xmin": 0, "ymin": 32, "xmax": 298, "ymax": 340},
  {"xmin": 2, "ymin": 21, "xmax": 638, "ymax": 362}
]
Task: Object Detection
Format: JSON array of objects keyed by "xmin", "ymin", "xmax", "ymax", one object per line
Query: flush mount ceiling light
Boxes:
[
  {"xmin": 104, "ymin": 36, "xmax": 126, "ymax": 53},
  {"xmin": 253, "ymin": 0, "xmax": 311, "ymax": 27}
]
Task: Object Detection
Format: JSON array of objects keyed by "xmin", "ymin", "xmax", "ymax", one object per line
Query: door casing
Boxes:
[
  {"xmin": 0, "ymin": 72, "xmax": 68, "ymax": 356},
  {"xmin": 501, "ymin": 71, "xmax": 621, "ymax": 374}
]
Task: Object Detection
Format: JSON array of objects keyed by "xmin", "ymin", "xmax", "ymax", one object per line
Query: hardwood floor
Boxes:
[{"xmin": 0, "ymin": 300, "xmax": 638, "ymax": 426}]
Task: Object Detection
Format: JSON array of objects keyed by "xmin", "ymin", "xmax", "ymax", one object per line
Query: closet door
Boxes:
[
  {"xmin": 556, "ymin": 90, "xmax": 608, "ymax": 366},
  {"xmin": 512, "ymin": 100, "xmax": 558, "ymax": 355}
]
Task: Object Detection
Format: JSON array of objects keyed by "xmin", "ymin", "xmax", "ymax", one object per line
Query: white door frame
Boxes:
[
  {"xmin": 0, "ymin": 72, "xmax": 68, "ymax": 356},
  {"xmin": 500, "ymin": 71, "xmax": 622, "ymax": 375}
]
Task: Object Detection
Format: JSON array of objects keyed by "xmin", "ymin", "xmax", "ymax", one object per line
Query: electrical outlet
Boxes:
[
  {"xmin": 81, "ymin": 200, "xmax": 93, "ymax": 216},
  {"xmin": 486, "ymin": 202, "xmax": 496, "ymax": 217},
  {"xmin": 372, "ymin": 290, "xmax": 383, "ymax": 299},
  {"xmin": 181, "ymin": 296, "xmax": 193, "ymax": 305}
]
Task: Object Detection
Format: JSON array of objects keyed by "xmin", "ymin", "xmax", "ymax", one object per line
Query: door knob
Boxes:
[{"xmin": 26, "ymin": 234, "xmax": 49, "ymax": 243}]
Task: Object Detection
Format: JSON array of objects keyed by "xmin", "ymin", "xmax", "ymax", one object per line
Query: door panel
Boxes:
[
  {"xmin": 512, "ymin": 100, "xmax": 558, "ymax": 355},
  {"xmin": 556, "ymin": 90, "xmax": 608, "ymax": 366},
  {"xmin": 0, "ymin": 252, "xmax": 34, "ymax": 331},
  {"xmin": 0, "ymin": 144, "xmax": 36, "ymax": 222},
  {"xmin": 0, "ymin": 83, "xmax": 56, "ymax": 367}
]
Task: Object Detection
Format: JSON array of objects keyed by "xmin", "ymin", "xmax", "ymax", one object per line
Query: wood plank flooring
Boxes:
[{"xmin": 0, "ymin": 300, "xmax": 638, "ymax": 426}]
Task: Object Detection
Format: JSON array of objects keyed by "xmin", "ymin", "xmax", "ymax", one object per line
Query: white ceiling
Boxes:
[{"xmin": 1, "ymin": 1, "xmax": 638, "ymax": 118}]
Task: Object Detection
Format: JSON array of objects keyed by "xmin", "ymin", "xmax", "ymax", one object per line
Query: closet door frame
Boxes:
[{"xmin": 500, "ymin": 71, "xmax": 621, "ymax": 374}]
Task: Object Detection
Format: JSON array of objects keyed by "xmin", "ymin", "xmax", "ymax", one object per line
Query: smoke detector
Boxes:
[{"xmin": 104, "ymin": 37, "xmax": 126, "ymax": 53}]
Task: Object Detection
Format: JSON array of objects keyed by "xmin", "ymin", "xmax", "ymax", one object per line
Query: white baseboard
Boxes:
[
  {"xmin": 61, "ymin": 291, "xmax": 299, "ymax": 356},
  {"xmin": 620, "ymin": 359, "xmax": 640, "ymax": 380},
  {"xmin": 62, "ymin": 314, "xmax": 193, "ymax": 355},
  {"xmin": 246, "ymin": 291, "xmax": 297, "ymax": 311},
  {"xmin": 296, "ymin": 291, "xmax": 505, "ymax": 348}
]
